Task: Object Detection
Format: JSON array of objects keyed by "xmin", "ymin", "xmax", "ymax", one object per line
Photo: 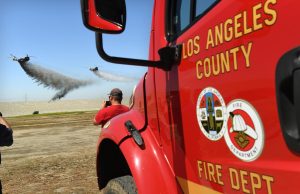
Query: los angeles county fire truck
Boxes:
[{"xmin": 81, "ymin": 0, "xmax": 300, "ymax": 193}]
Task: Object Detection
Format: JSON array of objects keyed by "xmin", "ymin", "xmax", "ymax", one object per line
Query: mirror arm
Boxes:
[
  {"xmin": 96, "ymin": 33, "xmax": 161, "ymax": 68},
  {"xmin": 95, "ymin": 33, "xmax": 182, "ymax": 71}
]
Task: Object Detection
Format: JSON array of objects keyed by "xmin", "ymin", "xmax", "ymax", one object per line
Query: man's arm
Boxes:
[
  {"xmin": 93, "ymin": 118, "xmax": 99, "ymax": 125},
  {"xmin": 93, "ymin": 109, "xmax": 106, "ymax": 126},
  {"xmin": 93, "ymin": 101, "xmax": 107, "ymax": 126}
]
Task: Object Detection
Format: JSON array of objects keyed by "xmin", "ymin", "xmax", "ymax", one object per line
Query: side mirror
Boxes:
[
  {"xmin": 80, "ymin": 0, "xmax": 182, "ymax": 71},
  {"xmin": 81, "ymin": 0, "xmax": 126, "ymax": 34}
]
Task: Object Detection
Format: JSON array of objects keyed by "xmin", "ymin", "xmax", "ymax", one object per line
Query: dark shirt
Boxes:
[
  {"xmin": 94, "ymin": 104, "xmax": 129, "ymax": 126},
  {"xmin": 0, "ymin": 124, "xmax": 13, "ymax": 147},
  {"xmin": 0, "ymin": 124, "xmax": 13, "ymax": 164}
]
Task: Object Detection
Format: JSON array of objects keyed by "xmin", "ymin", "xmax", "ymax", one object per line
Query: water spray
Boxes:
[
  {"xmin": 89, "ymin": 66, "xmax": 137, "ymax": 82},
  {"xmin": 12, "ymin": 55, "xmax": 93, "ymax": 101}
]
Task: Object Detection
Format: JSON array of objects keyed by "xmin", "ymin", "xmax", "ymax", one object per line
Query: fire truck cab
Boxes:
[{"xmin": 81, "ymin": 0, "xmax": 300, "ymax": 193}]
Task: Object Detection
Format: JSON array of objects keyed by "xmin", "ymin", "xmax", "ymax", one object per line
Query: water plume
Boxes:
[
  {"xmin": 13, "ymin": 56, "xmax": 92, "ymax": 101},
  {"xmin": 90, "ymin": 67, "xmax": 137, "ymax": 82}
]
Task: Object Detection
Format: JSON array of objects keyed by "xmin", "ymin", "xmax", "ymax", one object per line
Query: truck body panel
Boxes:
[
  {"xmin": 150, "ymin": 0, "xmax": 300, "ymax": 193},
  {"xmin": 82, "ymin": 0, "xmax": 300, "ymax": 193}
]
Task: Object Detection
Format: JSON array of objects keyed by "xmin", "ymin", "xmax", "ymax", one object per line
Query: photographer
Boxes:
[
  {"xmin": 93, "ymin": 88, "xmax": 129, "ymax": 127},
  {"xmin": 0, "ymin": 112, "xmax": 13, "ymax": 193}
]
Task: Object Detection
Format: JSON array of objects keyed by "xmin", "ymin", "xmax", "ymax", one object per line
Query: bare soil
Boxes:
[{"xmin": 0, "ymin": 111, "xmax": 102, "ymax": 194}]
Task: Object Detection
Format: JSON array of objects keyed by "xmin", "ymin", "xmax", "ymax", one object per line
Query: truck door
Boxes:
[{"xmin": 153, "ymin": 0, "xmax": 300, "ymax": 193}]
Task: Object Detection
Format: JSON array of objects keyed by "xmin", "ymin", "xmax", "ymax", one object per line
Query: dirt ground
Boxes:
[{"xmin": 0, "ymin": 111, "xmax": 102, "ymax": 194}]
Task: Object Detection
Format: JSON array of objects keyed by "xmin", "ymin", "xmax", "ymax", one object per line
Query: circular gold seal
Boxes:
[{"xmin": 196, "ymin": 87, "xmax": 227, "ymax": 141}]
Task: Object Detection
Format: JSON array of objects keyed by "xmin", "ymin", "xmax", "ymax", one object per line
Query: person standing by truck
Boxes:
[
  {"xmin": 0, "ymin": 112, "xmax": 13, "ymax": 194},
  {"xmin": 93, "ymin": 88, "xmax": 129, "ymax": 127}
]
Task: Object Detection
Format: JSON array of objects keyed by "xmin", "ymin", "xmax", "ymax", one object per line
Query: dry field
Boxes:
[
  {"xmin": 0, "ymin": 111, "xmax": 102, "ymax": 194},
  {"xmin": 0, "ymin": 99, "xmax": 101, "ymax": 117}
]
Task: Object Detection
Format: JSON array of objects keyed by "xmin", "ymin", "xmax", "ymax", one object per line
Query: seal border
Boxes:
[
  {"xmin": 196, "ymin": 87, "xmax": 227, "ymax": 141},
  {"xmin": 224, "ymin": 99, "xmax": 265, "ymax": 162}
]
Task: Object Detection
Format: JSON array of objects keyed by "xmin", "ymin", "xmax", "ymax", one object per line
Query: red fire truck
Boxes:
[{"xmin": 81, "ymin": 0, "xmax": 300, "ymax": 193}]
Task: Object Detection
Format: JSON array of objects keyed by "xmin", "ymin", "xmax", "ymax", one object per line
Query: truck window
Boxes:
[
  {"xmin": 175, "ymin": 0, "xmax": 191, "ymax": 32},
  {"xmin": 169, "ymin": 0, "xmax": 219, "ymax": 39},
  {"xmin": 195, "ymin": 0, "xmax": 218, "ymax": 18}
]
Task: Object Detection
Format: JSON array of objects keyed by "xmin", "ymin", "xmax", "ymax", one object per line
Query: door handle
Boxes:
[
  {"xmin": 276, "ymin": 46, "xmax": 300, "ymax": 154},
  {"xmin": 293, "ymin": 69, "xmax": 300, "ymax": 133}
]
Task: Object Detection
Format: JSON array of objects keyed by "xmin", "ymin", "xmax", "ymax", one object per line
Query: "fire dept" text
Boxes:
[{"xmin": 197, "ymin": 160, "xmax": 274, "ymax": 194}]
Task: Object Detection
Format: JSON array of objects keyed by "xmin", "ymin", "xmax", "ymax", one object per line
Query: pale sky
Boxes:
[{"xmin": 0, "ymin": 0, "xmax": 154, "ymax": 102}]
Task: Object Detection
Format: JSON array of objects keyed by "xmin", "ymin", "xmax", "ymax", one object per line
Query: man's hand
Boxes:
[{"xmin": 100, "ymin": 100, "xmax": 107, "ymax": 110}]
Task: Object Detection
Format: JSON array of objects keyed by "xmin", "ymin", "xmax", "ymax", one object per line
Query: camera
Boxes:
[{"xmin": 105, "ymin": 101, "xmax": 112, "ymax": 107}]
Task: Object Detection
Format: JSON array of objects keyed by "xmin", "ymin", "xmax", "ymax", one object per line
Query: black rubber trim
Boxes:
[{"xmin": 276, "ymin": 46, "xmax": 300, "ymax": 155}]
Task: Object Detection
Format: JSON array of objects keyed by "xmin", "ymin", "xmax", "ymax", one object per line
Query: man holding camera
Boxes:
[
  {"xmin": 93, "ymin": 88, "xmax": 129, "ymax": 127},
  {"xmin": 0, "ymin": 112, "xmax": 13, "ymax": 193}
]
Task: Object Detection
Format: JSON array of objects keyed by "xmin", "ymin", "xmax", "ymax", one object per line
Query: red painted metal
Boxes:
[
  {"xmin": 98, "ymin": 110, "xmax": 182, "ymax": 193},
  {"xmin": 150, "ymin": 0, "xmax": 300, "ymax": 193},
  {"xmin": 90, "ymin": 0, "xmax": 300, "ymax": 193}
]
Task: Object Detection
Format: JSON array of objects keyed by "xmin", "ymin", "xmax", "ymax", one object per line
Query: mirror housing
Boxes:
[{"xmin": 81, "ymin": 0, "xmax": 126, "ymax": 34}]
